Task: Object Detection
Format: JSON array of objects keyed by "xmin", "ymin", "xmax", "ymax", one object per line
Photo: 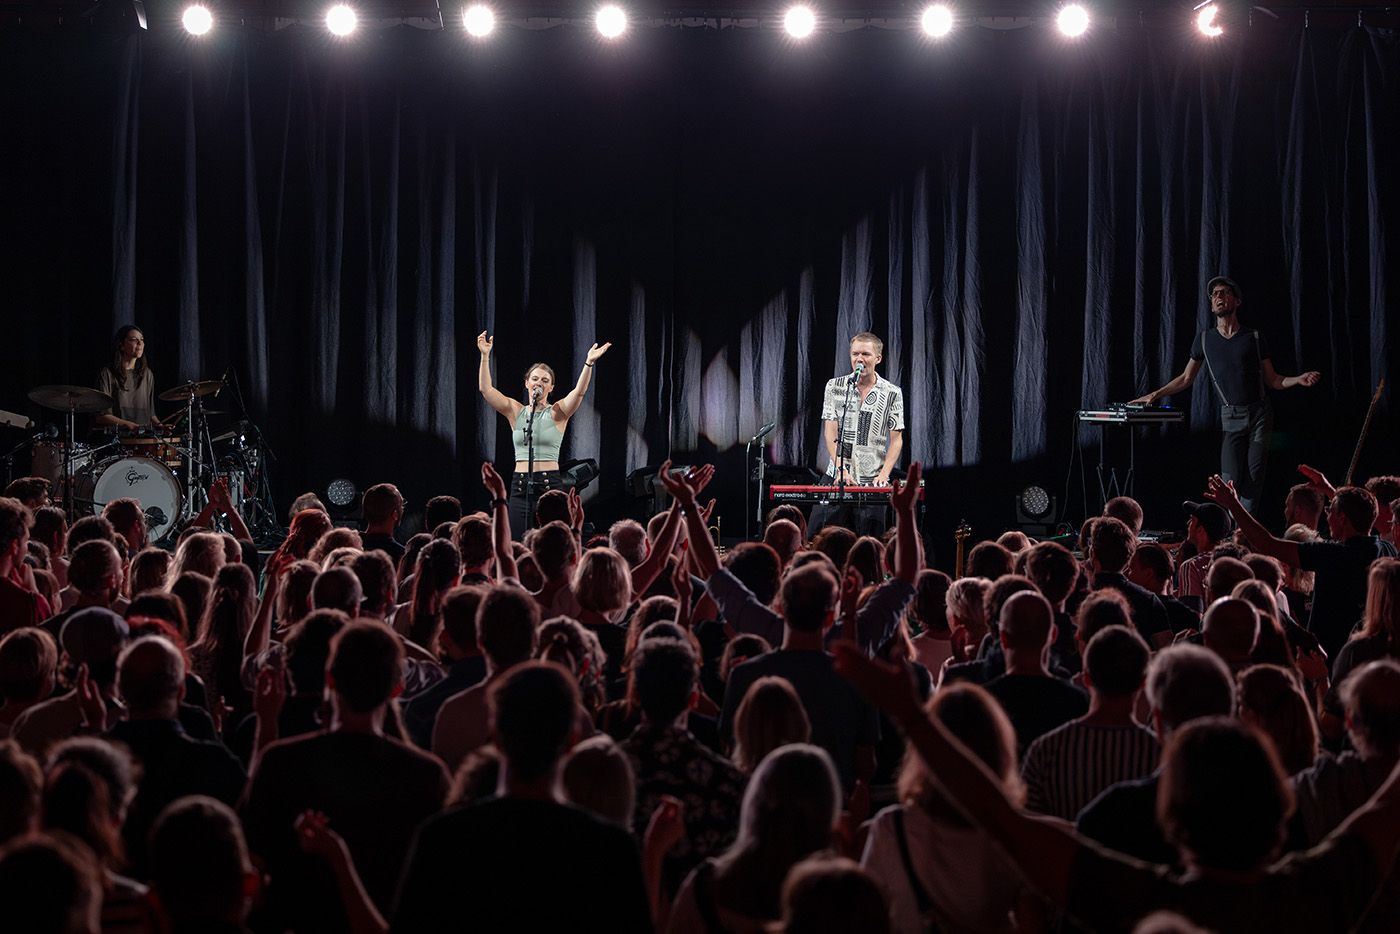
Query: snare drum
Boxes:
[
  {"xmin": 74, "ymin": 456, "xmax": 184, "ymax": 543},
  {"xmin": 119, "ymin": 430, "xmax": 184, "ymax": 469}
]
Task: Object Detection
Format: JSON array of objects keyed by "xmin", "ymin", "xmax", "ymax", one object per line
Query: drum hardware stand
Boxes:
[{"xmin": 222, "ymin": 366, "xmax": 281, "ymax": 544}]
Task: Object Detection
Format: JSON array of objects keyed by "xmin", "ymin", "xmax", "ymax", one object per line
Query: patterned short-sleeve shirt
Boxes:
[{"xmin": 820, "ymin": 374, "xmax": 905, "ymax": 482}]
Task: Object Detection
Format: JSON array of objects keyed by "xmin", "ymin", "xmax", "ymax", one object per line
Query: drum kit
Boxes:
[{"xmin": 8, "ymin": 375, "xmax": 279, "ymax": 545}]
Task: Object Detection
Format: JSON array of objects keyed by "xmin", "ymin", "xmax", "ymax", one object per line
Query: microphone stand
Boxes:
[
  {"xmin": 525, "ymin": 391, "xmax": 538, "ymax": 530},
  {"xmin": 745, "ymin": 421, "xmax": 775, "ymax": 542},
  {"xmin": 835, "ymin": 369, "xmax": 859, "ymax": 502}
]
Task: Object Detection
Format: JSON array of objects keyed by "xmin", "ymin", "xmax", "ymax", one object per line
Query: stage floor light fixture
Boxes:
[
  {"xmin": 326, "ymin": 3, "xmax": 357, "ymax": 36},
  {"xmin": 463, "ymin": 4, "xmax": 494, "ymax": 36},
  {"xmin": 783, "ymin": 5, "xmax": 816, "ymax": 38},
  {"xmin": 920, "ymin": 4, "xmax": 953, "ymax": 38},
  {"xmin": 1056, "ymin": 3, "xmax": 1090, "ymax": 37},
  {"xmin": 595, "ymin": 4, "xmax": 627, "ymax": 38},
  {"xmin": 181, "ymin": 4, "xmax": 213, "ymax": 34}
]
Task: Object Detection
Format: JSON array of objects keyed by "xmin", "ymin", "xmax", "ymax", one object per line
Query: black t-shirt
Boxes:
[
  {"xmin": 360, "ymin": 532, "xmax": 406, "ymax": 564},
  {"xmin": 720, "ymin": 649, "xmax": 879, "ymax": 791},
  {"xmin": 1093, "ymin": 573, "xmax": 1171, "ymax": 644},
  {"xmin": 1076, "ymin": 772, "xmax": 1176, "ymax": 867},
  {"xmin": 1298, "ymin": 536, "xmax": 1398, "ymax": 658},
  {"xmin": 241, "ymin": 731, "xmax": 449, "ymax": 932},
  {"xmin": 1190, "ymin": 327, "xmax": 1270, "ymax": 406},
  {"xmin": 983, "ymin": 673, "xmax": 1089, "ymax": 753},
  {"xmin": 1162, "ymin": 596, "xmax": 1201, "ymax": 635},
  {"xmin": 392, "ymin": 797, "xmax": 651, "ymax": 933}
]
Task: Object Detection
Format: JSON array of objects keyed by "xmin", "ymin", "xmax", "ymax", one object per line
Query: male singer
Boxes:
[{"xmin": 809, "ymin": 332, "xmax": 905, "ymax": 536}]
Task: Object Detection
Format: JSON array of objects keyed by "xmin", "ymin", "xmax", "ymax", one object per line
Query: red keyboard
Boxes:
[{"xmin": 768, "ymin": 483, "xmax": 925, "ymax": 504}]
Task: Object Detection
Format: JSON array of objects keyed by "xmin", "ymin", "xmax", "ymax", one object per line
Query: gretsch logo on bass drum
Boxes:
[{"xmin": 124, "ymin": 467, "xmax": 149, "ymax": 487}]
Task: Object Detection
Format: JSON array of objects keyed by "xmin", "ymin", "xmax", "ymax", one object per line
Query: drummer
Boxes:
[{"xmin": 94, "ymin": 325, "xmax": 160, "ymax": 430}]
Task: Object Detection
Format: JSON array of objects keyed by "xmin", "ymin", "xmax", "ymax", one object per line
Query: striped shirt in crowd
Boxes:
[{"xmin": 1020, "ymin": 721, "xmax": 1160, "ymax": 821}]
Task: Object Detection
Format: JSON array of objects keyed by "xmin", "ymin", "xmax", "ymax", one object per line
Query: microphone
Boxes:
[
  {"xmin": 850, "ymin": 362, "xmax": 864, "ymax": 383},
  {"xmin": 530, "ymin": 386, "xmax": 542, "ymax": 403},
  {"xmin": 36, "ymin": 424, "xmax": 59, "ymax": 440},
  {"xmin": 749, "ymin": 422, "xmax": 777, "ymax": 445}
]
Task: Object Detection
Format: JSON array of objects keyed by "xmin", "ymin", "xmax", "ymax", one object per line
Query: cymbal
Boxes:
[
  {"xmin": 158, "ymin": 379, "xmax": 225, "ymax": 402},
  {"xmin": 28, "ymin": 385, "xmax": 114, "ymax": 414}
]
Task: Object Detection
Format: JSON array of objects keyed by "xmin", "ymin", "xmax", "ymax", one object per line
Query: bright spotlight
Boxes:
[
  {"xmin": 920, "ymin": 4, "xmax": 953, "ymax": 38},
  {"xmin": 181, "ymin": 4, "xmax": 213, "ymax": 35},
  {"xmin": 595, "ymin": 4, "xmax": 627, "ymax": 38},
  {"xmin": 1056, "ymin": 4, "xmax": 1090, "ymax": 37},
  {"xmin": 325, "ymin": 4, "xmax": 357, "ymax": 36},
  {"xmin": 783, "ymin": 5, "xmax": 817, "ymax": 38},
  {"xmin": 463, "ymin": 4, "xmax": 495, "ymax": 36},
  {"xmin": 1195, "ymin": 3, "xmax": 1224, "ymax": 37}
]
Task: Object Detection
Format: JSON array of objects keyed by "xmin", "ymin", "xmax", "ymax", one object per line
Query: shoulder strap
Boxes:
[
  {"xmin": 692, "ymin": 860, "xmax": 729, "ymax": 934},
  {"xmin": 1199, "ymin": 328, "xmax": 1234, "ymax": 407},
  {"xmin": 893, "ymin": 809, "xmax": 940, "ymax": 925}
]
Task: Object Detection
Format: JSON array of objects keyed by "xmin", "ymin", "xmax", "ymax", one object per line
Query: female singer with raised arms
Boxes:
[{"xmin": 477, "ymin": 331, "xmax": 611, "ymax": 538}]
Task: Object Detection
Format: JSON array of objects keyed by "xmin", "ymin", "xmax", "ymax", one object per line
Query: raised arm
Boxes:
[
  {"xmin": 890, "ymin": 462, "xmax": 924, "ymax": 583},
  {"xmin": 630, "ymin": 461, "xmax": 689, "ymax": 597},
  {"xmin": 477, "ymin": 331, "xmax": 522, "ymax": 420},
  {"xmin": 1262, "ymin": 359, "xmax": 1322, "ymax": 391},
  {"xmin": 659, "ymin": 464, "xmax": 719, "ymax": 580},
  {"xmin": 553, "ymin": 342, "xmax": 612, "ymax": 421},
  {"xmin": 1130, "ymin": 357, "xmax": 1202, "ymax": 406},
  {"xmin": 1203, "ymin": 474, "xmax": 1300, "ymax": 567},
  {"xmin": 482, "ymin": 462, "xmax": 517, "ymax": 581},
  {"xmin": 834, "ymin": 643, "xmax": 1080, "ymax": 905}
]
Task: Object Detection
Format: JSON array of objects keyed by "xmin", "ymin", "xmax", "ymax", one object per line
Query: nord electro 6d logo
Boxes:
[{"xmin": 124, "ymin": 467, "xmax": 149, "ymax": 487}]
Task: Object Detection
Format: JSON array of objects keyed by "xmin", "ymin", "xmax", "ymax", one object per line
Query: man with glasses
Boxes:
[{"xmin": 1132, "ymin": 276, "xmax": 1321, "ymax": 512}]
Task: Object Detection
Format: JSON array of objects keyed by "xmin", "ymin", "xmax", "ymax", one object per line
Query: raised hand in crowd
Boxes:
[
  {"xmin": 295, "ymin": 810, "xmax": 388, "ymax": 934},
  {"xmin": 75, "ymin": 662, "xmax": 107, "ymax": 732},
  {"xmin": 482, "ymin": 461, "xmax": 516, "ymax": 580},
  {"xmin": 642, "ymin": 794, "xmax": 686, "ymax": 928},
  {"xmin": 1297, "ymin": 463, "xmax": 1337, "ymax": 500}
]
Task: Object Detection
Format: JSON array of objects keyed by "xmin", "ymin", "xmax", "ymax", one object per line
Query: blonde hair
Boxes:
[
  {"xmin": 732, "ymin": 677, "xmax": 812, "ymax": 773},
  {"xmin": 572, "ymin": 547, "xmax": 631, "ymax": 614},
  {"xmin": 1356, "ymin": 558, "xmax": 1400, "ymax": 656},
  {"xmin": 849, "ymin": 331, "xmax": 883, "ymax": 354},
  {"xmin": 561, "ymin": 735, "xmax": 636, "ymax": 826},
  {"xmin": 166, "ymin": 532, "xmax": 225, "ymax": 588},
  {"xmin": 945, "ymin": 577, "xmax": 991, "ymax": 638},
  {"xmin": 898, "ymin": 683, "xmax": 1023, "ymax": 812},
  {"xmin": 1282, "ymin": 524, "xmax": 1318, "ymax": 594}
]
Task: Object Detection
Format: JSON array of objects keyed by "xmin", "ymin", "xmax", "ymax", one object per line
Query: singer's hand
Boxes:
[{"xmin": 476, "ymin": 331, "xmax": 493, "ymax": 355}]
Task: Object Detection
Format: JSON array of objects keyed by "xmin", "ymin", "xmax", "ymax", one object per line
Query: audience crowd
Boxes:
[{"xmin": 1, "ymin": 463, "xmax": 1399, "ymax": 932}]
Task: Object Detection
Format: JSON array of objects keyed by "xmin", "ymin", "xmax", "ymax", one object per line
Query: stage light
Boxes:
[
  {"xmin": 326, "ymin": 479, "xmax": 357, "ymax": 508},
  {"xmin": 1056, "ymin": 4, "xmax": 1090, "ymax": 37},
  {"xmin": 1195, "ymin": 3, "xmax": 1224, "ymax": 37},
  {"xmin": 595, "ymin": 4, "xmax": 627, "ymax": 39},
  {"xmin": 325, "ymin": 3, "xmax": 357, "ymax": 36},
  {"xmin": 783, "ymin": 5, "xmax": 816, "ymax": 39},
  {"xmin": 920, "ymin": 4, "xmax": 954, "ymax": 38},
  {"xmin": 181, "ymin": 4, "xmax": 212, "ymax": 35},
  {"xmin": 463, "ymin": 4, "xmax": 494, "ymax": 36}
]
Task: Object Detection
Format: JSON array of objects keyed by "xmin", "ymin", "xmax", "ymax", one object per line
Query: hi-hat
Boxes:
[
  {"xmin": 28, "ymin": 385, "xmax": 114, "ymax": 414},
  {"xmin": 158, "ymin": 378, "xmax": 225, "ymax": 402}
]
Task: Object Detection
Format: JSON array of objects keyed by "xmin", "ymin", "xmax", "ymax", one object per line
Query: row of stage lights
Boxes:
[{"xmin": 176, "ymin": 4, "xmax": 1233, "ymax": 40}]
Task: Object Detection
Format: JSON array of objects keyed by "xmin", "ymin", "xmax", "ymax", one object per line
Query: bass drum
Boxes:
[{"xmin": 75, "ymin": 456, "xmax": 183, "ymax": 544}]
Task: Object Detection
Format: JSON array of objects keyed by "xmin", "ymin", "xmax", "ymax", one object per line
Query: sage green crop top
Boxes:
[{"xmin": 513, "ymin": 405, "xmax": 564, "ymax": 462}]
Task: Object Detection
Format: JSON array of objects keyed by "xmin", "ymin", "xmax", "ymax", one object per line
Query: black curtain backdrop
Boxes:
[{"xmin": 1, "ymin": 23, "xmax": 1396, "ymax": 550}]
